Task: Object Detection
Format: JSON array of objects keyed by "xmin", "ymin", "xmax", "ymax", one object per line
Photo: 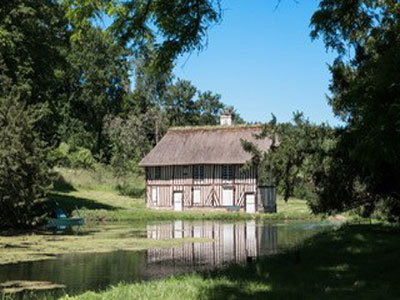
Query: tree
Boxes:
[
  {"xmin": 165, "ymin": 79, "xmax": 199, "ymax": 126},
  {"xmin": 0, "ymin": 0, "xmax": 70, "ymax": 142},
  {"xmin": 0, "ymin": 71, "xmax": 51, "ymax": 228},
  {"xmin": 242, "ymin": 113, "xmax": 334, "ymax": 202},
  {"xmin": 197, "ymin": 91, "xmax": 225, "ymax": 125},
  {"xmin": 123, "ymin": 45, "xmax": 173, "ymax": 143},
  {"xmin": 63, "ymin": 0, "xmax": 221, "ymax": 72},
  {"xmin": 309, "ymin": 1, "xmax": 400, "ymax": 221},
  {"xmin": 104, "ymin": 110, "xmax": 165, "ymax": 177},
  {"xmin": 61, "ymin": 27, "xmax": 130, "ymax": 156}
]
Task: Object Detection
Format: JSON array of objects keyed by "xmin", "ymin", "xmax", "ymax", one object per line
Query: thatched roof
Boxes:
[{"xmin": 139, "ymin": 125, "xmax": 272, "ymax": 166}]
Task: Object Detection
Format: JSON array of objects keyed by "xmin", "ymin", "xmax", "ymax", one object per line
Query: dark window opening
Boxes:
[
  {"xmin": 193, "ymin": 165, "xmax": 205, "ymax": 180},
  {"xmin": 222, "ymin": 165, "xmax": 234, "ymax": 180},
  {"xmin": 154, "ymin": 167, "xmax": 161, "ymax": 180}
]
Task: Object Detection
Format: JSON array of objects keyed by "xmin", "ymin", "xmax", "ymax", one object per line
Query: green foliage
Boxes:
[
  {"xmin": 50, "ymin": 143, "xmax": 95, "ymax": 169},
  {"xmin": 63, "ymin": 0, "xmax": 222, "ymax": 72},
  {"xmin": 68, "ymin": 148, "xmax": 96, "ymax": 170},
  {"xmin": 61, "ymin": 27, "xmax": 130, "ymax": 156},
  {"xmin": 116, "ymin": 183, "xmax": 145, "ymax": 198},
  {"xmin": 243, "ymin": 113, "xmax": 334, "ymax": 202},
  {"xmin": 104, "ymin": 114, "xmax": 153, "ymax": 177},
  {"xmin": 0, "ymin": 0, "xmax": 69, "ymax": 142},
  {"xmin": 0, "ymin": 93, "xmax": 51, "ymax": 229},
  {"xmin": 310, "ymin": 0, "xmax": 400, "ymax": 222},
  {"xmin": 0, "ymin": 0, "xmax": 243, "ymax": 229}
]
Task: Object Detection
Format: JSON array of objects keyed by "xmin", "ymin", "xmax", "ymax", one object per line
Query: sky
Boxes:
[{"xmin": 173, "ymin": 0, "xmax": 340, "ymax": 125}]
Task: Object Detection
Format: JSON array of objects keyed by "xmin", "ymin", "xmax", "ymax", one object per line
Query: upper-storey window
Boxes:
[
  {"xmin": 193, "ymin": 165, "xmax": 205, "ymax": 180},
  {"xmin": 222, "ymin": 165, "xmax": 234, "ymax": 180},
  {"xmin": 154, "ymin": 167, "xmax": 161, "ymax": 180}
]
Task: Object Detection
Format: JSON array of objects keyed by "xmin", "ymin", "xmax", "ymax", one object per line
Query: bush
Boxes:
[
  {"xmin": 49, "ymin": 142, "xmax": 71, "ymax": 166},
  {"xmin": 116, "ymin": 183, "xmax": 145, "ymax": 198},
  {"xmin": 68, "ymin": 147, "xmax": 96, "ymax": 169},
  {"xmin": 51, "ymin": 142, "xmax": 96, "ymax": 170},
  {"xmin": 0, "ymin": 96, "xmax": 51, "ymax": 228}
]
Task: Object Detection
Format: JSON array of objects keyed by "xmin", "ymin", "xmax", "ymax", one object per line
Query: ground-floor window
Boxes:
[
  {"xmin": 193, "ymin": 188, "xmax": 201, "ymax": 205},
  {"xmin": 151, "ymin": 187, "xmax": 159, "ymax": 205},
  {"xmin": 222, "ymin": 187, "xmax": 234, "ymax": 206}
]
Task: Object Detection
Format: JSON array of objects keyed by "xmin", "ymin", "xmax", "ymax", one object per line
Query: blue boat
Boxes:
[{"xmin": 47, "ymin": 208, "xmax": 85, "ymax": 227}]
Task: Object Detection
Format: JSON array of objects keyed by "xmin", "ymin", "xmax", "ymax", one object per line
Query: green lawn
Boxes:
[
  {"xmin": 62, "ymin": 224, "xmax": 400, "ymax": 300},
  {"xmin": 47, "ymin": 189, "xmax": 318, "ymax": 223},
  {"xmin": 48, "ymin": 167, "xmax": 319, "ymax": 223}
]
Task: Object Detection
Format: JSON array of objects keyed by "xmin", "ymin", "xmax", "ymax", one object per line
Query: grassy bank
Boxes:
[
  {"xmin": 49, "ymin": 167, "xmax": 319, "ymax": 223},
  {"xmin": 63, "ymin": 224, "xmax": 400, "ymax": 300}
]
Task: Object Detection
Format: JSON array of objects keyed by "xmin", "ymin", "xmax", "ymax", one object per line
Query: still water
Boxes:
[{"xmin": 0, "ymin": 220, "xmax": 334, "ymax": 296}]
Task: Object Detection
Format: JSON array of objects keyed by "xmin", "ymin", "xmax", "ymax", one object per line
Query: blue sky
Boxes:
[{"xmin": 173, "ymin": 0, "xmax": 339, "ymax": 125}]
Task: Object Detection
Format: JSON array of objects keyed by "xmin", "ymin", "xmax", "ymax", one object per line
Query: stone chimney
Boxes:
[{"xmin": 220, "ymin": 112, "xmax": 232, "ymax": 126}]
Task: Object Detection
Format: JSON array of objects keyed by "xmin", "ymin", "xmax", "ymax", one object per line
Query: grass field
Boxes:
[
  {"xmin": 62, "ymin": 224, "xmax": 400, "ymax": 300},
  {"xmin": 49, "ymin": 167, "xmax": 319, "ymax": 223}
]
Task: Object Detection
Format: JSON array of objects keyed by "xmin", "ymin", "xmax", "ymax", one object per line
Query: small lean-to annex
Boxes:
[{"xmin": 139, "ymin": 114, "xmax": 276, "ymax": 213}]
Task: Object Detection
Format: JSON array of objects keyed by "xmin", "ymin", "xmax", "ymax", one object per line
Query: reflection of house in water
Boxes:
[{"xmin": 146, "ymin": 221, "xmax": 278, "ymax": 271}]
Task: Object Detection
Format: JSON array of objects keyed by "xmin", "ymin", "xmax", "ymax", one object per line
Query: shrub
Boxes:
[
  {"xmin": 68, "ymin": 147, "xmax": 96, "ymax": 169},
  {"xmin": 116, "ymin": 183, "xmax": 145, "ymax": 198}
]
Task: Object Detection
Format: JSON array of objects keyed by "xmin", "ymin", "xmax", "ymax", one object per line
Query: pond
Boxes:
[{"xmin": 0, "ymin": 220, "xmax": 336, "ymax": 296}]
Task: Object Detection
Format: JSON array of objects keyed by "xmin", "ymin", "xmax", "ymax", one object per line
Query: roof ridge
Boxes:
[{"xmin": 168, "ymin": 124, "xmax": 263, "ymax": 132}]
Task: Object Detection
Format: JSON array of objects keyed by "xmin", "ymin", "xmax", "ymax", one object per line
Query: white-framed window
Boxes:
[
  {"xmin": 193, "ymin": 165, "xmax": 205, "ymax": 180},
  {"xmin": 193, "ymin": 188, "xmax": 201, "ymax": 204},
  {"xmin": 222, "ymin": 165, "xmax": 234, "ymax": 180}
]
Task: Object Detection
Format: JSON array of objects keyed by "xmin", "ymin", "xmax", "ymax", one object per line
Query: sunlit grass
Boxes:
[
  {"xmin": 62, "ymin": 224, "xmax": 400, "ymax": 300},
  {"xmin": 50, "ymin": 168, "xmax": 320, "ymax": 223}
]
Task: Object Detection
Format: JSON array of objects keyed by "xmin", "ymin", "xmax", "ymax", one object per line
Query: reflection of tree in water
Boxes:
[{"xmin": 146, "ymin": 221, "xmax": 279, "ymax": 273}]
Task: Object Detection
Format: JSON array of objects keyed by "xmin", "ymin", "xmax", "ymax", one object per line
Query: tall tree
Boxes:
[
  {"xmin": 63, "ymin": 0, "xmax": 221, "ymax": 72},
  {"xmin": 0, "ymin": 65, "xmax": 51, "ymax": 228},
  {"xmin": 242, "ymin": 113, "xmax": 334, "ymax": 202},
  {"xmin": 165, "ymin": 79, "xmax": 198, "ymax": 126},
  {"xmin": 309, "ymin": 0, "xmax": 400, "ymax": 220},
  {"xmin": 61, "ymin": 27, "xmax": 130, "ymax": 156},
  {"xmin": 0, "ymin": 0, "xmax": 69, "ymax": 142}
]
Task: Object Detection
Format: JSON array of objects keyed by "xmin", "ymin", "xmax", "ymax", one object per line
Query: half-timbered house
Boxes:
[{"xmin": 139, "ymin": 114, "xmax": 275, "ymax": 213}]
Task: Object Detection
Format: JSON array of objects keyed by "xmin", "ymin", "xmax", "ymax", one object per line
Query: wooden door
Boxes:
[
  {"xmin": 173, "ymin": 191, "xmax": 183, "ymax": 211},
  {"xmin": 245, "ymin": 193, "xmax": 256, "ymax": 213}
]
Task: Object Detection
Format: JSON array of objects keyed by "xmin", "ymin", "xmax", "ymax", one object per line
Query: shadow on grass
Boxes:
[
  {"xmin": 51, "ymin": 173, "xmax": 76, "ymax": 193},
  {"xmin": 199, "ymin": 224, "xmax": 400, "ymax": 300},
  {"xmin": 45, "ymin": 193, "xmax": 119, "ymax": 215}
]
